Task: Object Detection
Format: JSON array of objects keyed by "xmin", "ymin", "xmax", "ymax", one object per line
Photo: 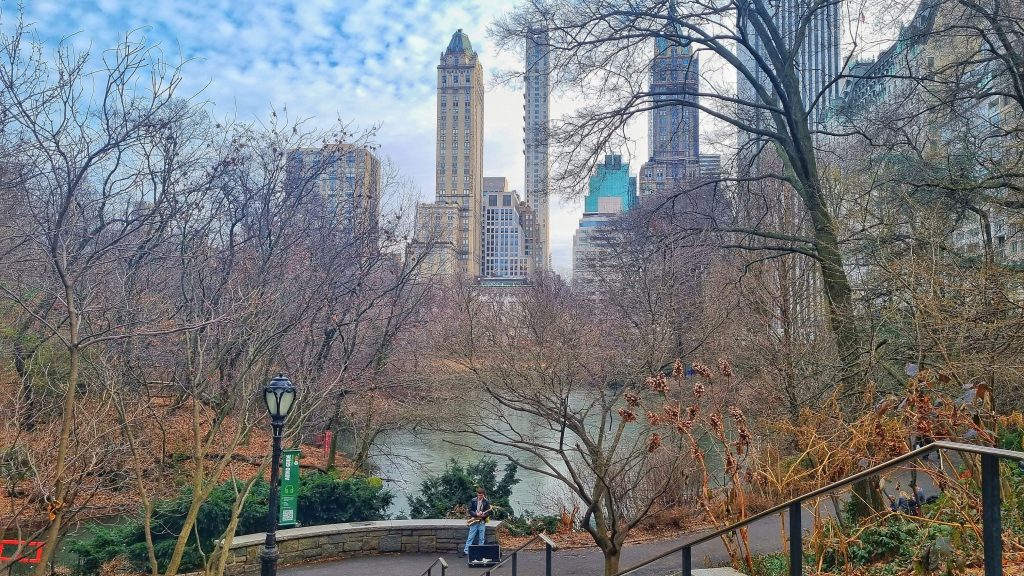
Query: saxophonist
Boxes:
[{"xmin": 459, "ymin": 487, "xmax": 490, "ymax": 558}]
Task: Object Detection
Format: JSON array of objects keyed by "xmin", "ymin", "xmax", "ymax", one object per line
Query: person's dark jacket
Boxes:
[{"xmin": 467, "ymin": 497, "xmax": 491, "ymax": 519}]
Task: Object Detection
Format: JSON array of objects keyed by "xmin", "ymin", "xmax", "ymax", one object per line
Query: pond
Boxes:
[{"xmin": 355, "ymin": 391, "xmax": 719, "ymax": 517}]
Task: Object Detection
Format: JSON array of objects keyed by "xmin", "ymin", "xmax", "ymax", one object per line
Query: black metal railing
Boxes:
[
  {"xmin": 613, "ymin": 440, "xmax": 1024, "ymax": 576},
  {"xmin": 471, "ymin": 532, "xmax": 559, "ymax": 576},
  {"xmin": 417, "ymin": 556, "xmax": 448, "ymax": 576}
]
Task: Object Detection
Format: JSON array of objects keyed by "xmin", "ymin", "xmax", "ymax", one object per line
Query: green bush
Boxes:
[
  {"xmin": 0, "ymin": 445, "xmax": 31, "ymax": 496},
  {"xmin": 749, "ymin": 553, "xmax": 789, "ymax": 576},
  {"xmin": 69, "ymin": 473, "xmax": 391, "ymax": 574},
  {"xmin": 299, "ymin": 471, "xmax": 394, "ymax": 525},
  {"xmin": 408, "ymin": 458, "xmax": 519, "ymax": 520},
  {"xmin": 848, "ymin": 518, "xmax": 921, "ymax": 565}
]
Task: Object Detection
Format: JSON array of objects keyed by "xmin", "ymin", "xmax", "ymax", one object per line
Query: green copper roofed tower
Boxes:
[
  {"xmin": 446, "ymin": 29, "xmax": 474, "ymax": 54},
  {"xmin": 433, "ymin": 29, "xmax": 484, "ymax": 277}
]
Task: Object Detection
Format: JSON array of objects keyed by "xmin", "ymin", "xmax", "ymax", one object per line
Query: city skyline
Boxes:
[
  {"xmin": 15, "ymin": 0, "xmax": 744, "ymax": 276},
  {"xmin": 14, "ymin": 0, "xmax": 601, "ymax": 273}
]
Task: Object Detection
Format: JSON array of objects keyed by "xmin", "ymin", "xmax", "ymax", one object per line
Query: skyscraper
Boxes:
[
  {"xmin": 572, "ymin": 154, "xmax": 637, "ymax": 287},
  {"xmin": 436, "ymin": 29, "xmax": 485, "ymax": 276},
  {"xmin": 736, "ymin": 0, "xmax": 841, "ymax": 135},
  {"xmin": 639, "ymin": 37, "xmax": 720, "ymax": 197},
  {"xmin": 524, "ymin": 27, "xmax": 551, "ymax": 275},
  {"xmin": 734, "ymin": 0, "xmax": 840, "ymax": 338}
]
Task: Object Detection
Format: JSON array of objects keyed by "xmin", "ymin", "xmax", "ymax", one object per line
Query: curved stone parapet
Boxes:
[{"xmin": 225, "ymin": 519, "xmax": 501, "ymax": 574}]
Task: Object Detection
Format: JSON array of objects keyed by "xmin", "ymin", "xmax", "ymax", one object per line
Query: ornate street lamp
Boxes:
[{"xmin": 261, "ymin": 374, "xmax": 297, "ymax": 576}]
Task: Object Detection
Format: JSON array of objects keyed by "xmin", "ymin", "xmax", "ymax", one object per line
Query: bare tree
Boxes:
[{"xmin": 430, "ymin": 278, "xmax": 685, "ymax": 575}]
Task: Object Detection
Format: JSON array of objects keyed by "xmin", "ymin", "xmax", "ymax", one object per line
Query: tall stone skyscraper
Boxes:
[
  {"xmin": 639, "ymin": 37, "xmax": 708, "ymax": 196},
  {"xmin": 436, "ymin": 29, "xmax": 485, "ymax": 277},
  {"xmin": 524, "ymin": 27, "xmax": 550, "ymax": 274}
]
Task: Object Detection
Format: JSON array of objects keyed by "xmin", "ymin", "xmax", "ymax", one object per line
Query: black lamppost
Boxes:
[{"xmin": 261, "ymin": 374, "xmax": 297, "ymax": 576}]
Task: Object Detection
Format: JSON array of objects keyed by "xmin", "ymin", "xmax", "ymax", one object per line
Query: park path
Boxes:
[
  {"xmin": 282, "ymin": 465, "xmax": 943, "ymax": 576},
  {"xmin": 281, "ymin": 506, "xmax": 815, "ymax": 576}
]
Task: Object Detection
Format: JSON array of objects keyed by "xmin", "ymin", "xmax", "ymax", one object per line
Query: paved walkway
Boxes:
[{"xmin": 282, "ymin": 506, "xmax": 818, "ymax": 576}]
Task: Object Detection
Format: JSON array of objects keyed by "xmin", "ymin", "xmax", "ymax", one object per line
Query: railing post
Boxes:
[
  {"xmin": 512, "ymin": 551, "xmax": 518, "ymax": 576},
  {"xmin": 981, "ymin": 454, "xmax": 1003, "ymax": 576},
  {"xmin": 546, "ymin": 542, "xmax": 553, "ymax": 576},
  {"xmin": 682, "ymin": 546, "xmax": 691, "ymax": 576},
  {"xmin": 789, "ymin": 502, "xmax": 802, "ymax": 576}
]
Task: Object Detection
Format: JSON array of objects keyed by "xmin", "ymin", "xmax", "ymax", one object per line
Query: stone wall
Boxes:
[{"xmin": 225, "ymin": 520, "xmax": 500, "ymax": 575}]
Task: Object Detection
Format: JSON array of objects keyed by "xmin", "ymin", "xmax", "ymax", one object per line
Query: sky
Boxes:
[{"xmin": 16, "ymin": 0, "xmax": 602, "ymax": 276}]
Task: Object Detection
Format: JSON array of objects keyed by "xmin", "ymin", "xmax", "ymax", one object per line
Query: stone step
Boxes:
[
  {"xmin": 658, "ymin": 569, "xmax": 748, "ymax": 576},
  {"xmin": 691, "ymin": 569, "xmax": 748, "ymax": 576}
]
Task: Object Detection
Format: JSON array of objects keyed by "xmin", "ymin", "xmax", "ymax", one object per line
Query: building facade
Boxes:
[
  {"xmin": 524, "ymin": 27, "xmax": 551, "ymax": 275},
  {"xmin": 638, "ymin": 37, "xmax": 720, "ymax": 198},
  {"xmin": 482, "ymin": 177, "xmax": 533, "ymax": 280},
  {"xmin": 436, "ymin": 29, "xmax": 485, "ymax": 276},
  {"xmin": 408, "ymin": 202, "xmax": 460, "ymax": 277},
  {"xmin": 572, "ymin": 154, "xmax": 637, "ymax": 287},
  {"xmin": 286, "ymin": 144, "xmax": 381, "ymax": 250},
  {"xmin": 736, "ymin": 0, "xmax": 841, "ymax": 128},
  {"xmin": 732, "ymin": 0, "xmax": 841, "ymax": 338}
]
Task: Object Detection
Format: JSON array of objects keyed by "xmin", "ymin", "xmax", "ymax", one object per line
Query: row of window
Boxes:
[
  {"xmin": 440, "ymin": 117, "xmax": 473, "ymax": 128},
  {"xmin": 440, "ymin": 73, "xmax": 473, "ymax": 85}
]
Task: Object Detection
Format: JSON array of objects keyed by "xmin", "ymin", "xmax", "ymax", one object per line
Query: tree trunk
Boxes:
[
  {"xmin": 602, "ymin": 548, "xmax": 621, "ymax": 576},
  {"xmin": 164, "ymin": 400, "xmax": 208, "ymax": 576},
  {"xmin": 32, "ymin": 289, "xmax": 79, "ymax": 576},
  {"xmin": 13, "ymin": 341, "xmax": 36, "ymax": 432},
  {"xmin": 850, "ymin": 475, "xmax": 884, "ymax": 520}
]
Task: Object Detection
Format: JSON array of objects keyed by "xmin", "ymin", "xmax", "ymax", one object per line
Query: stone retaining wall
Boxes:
[{"xmin": 225, "ymin": 520, "xmax": 500, "ymax": 575}]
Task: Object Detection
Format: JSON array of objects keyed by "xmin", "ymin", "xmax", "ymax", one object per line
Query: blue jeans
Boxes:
[{"xmin": 464, "ymin": 522, "xmax": 485, "ymax": 554}]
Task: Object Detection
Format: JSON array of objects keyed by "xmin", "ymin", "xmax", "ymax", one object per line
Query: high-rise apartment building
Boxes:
[
  {"xmin": 482, "ymin": 177, "xmax": 533, "ymax": 279},
  {"xmin": 573, "ymin": 154, "xmax": 637, "ymax": 287},
  {"xmin": 436, "ymin": 29, "xmax": 485, "ymax": 276},
  {"xmin": 524, "ymin": 27, "xmax": 551, "ymax": 274},
  {"xmin": 286, "ymin": 144, "xmax": 381, "ymax": 250}
]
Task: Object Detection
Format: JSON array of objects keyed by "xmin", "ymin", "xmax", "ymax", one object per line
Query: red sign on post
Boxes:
[
  {"xmin": 323, "ymin": 430, "xmax": 333, "ymax": 462},
  {"xmin": 0, "ymin": 540, "xmax": 44, "ymax": 564}
]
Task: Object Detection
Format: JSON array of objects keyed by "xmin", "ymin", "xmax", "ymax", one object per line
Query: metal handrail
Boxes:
[
  {"xmin": 613, "ymin": 440, "xmax": 1024, "ymax": 576},
  {"xmin": 472, "ymin": 531, "xmax": 559, "ymax": 576},
  {"xmin": 417, "ymin": 556, "xmax": 448, "ymax": 576}
]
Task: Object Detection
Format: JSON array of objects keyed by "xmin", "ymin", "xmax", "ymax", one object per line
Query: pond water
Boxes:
[
  {"xmin": 367, "ymin": 427, "xmax": 571, "ymax": 516},
  {"xmin": 354, "ymin": 391, "xmax": 713, "ymax": 517}
]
